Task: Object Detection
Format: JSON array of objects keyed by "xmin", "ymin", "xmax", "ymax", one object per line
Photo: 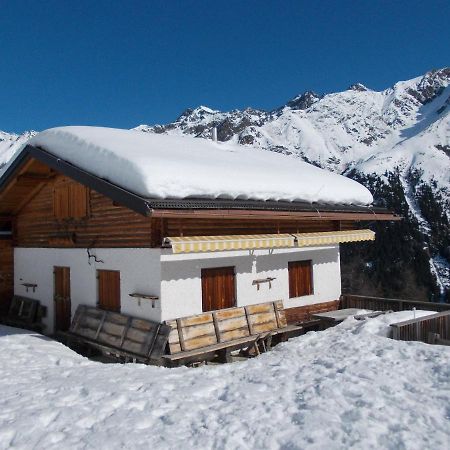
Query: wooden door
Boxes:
[
  {"xmin": 97, "ymin": 270, "xmax": 121, "ymax": 312},
  {"xmin": 288, "ymin": 260, "xmax": 313, "ymax": 298},
  {"xmin": 201, "ymin": 267, "xmax": 236, "ymax": 312},
  {"xmin": 54, "ymin": 266, "xmax": 71, "ymax": 332},
  {"xmin": 0, "ymin": 240, "xmax": 13, "ymax": 316}
]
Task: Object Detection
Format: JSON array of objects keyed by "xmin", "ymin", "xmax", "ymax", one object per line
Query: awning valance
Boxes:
[
  {"xmin": 164, "ymin": 229, "xmax": 375, "ymax": 254},
  {"xmin": 165, "ymin": 234, "xmax": 295, "ymax": 254},
  {"xmin": 293, "ymin": 229, "xmax": 375, "ymax": 247}
]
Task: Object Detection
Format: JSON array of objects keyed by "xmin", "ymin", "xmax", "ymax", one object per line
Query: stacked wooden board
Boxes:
[
  {"xmin": 164, "ymin": 300, "xmax": 302, "ymax": 365},
  {"xmin": 68, "ymin": 305, "xmax": 171, "ymax": 363},
  {"xmin": 1, "ymin": 295, "xmax": 46, "ymax": 332}
]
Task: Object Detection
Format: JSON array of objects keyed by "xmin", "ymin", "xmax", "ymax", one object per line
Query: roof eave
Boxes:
[
  {"xmin": 0, "ymin": 145, "xmax": 400, "ymax": 221},
  {"xmin": 25, "ymin": 145, "xmax": 152, "ymax": 216}
]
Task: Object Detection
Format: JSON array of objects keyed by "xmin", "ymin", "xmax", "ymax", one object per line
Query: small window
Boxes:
[
  {"xmin": 288, "ymin": 260, "xmax": 313, "ymax": 298},
  {"xmin": 53, "ymin": 182, "xmax": 89, "ymax": 220},
  {"xmin": 97, "ymin": 270, "xmax": 121, "ymax": 312}
]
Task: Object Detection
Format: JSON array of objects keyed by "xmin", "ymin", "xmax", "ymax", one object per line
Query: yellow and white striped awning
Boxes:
[
  {"xmin": 165, "ymin": 229, "xmax": 375, "ymax": 254},
  {"xmin": 293, "ymin": 229, "xmax": 375, "ymax": 247},
  {"xmin": 166, "ymin": 234, "xmax": 295, "ymax": 254}
]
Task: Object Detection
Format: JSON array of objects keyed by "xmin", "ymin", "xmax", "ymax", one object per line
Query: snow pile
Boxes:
[
  {"xmin": 1, "ymin": 310, "xmax": 449, "ymax": 449},
  {"xmin": 29, "ymin": 126, "xmax": 373, "ymax": 206}
]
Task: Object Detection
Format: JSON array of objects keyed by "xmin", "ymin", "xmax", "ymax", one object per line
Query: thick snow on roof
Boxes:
[
  {"xmin": 29, "ymin": 126, "xmax": 373, "ymax": 205},
  {"xmin": 1, "ymin": 311, "xmax": 449, "ymax": 449}
]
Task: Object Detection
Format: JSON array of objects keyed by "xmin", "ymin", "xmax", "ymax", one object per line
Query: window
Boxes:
[
  {"xmin": 97, "ymin": 270, "xmax": 121, "ymax": 312},
  {"xmin": 53, "ymin": 182, "xmax": 89, "ymax": 220},
  {"xmin": 288, "ymin": 260, "xmax": 313, "ymax": 298}
]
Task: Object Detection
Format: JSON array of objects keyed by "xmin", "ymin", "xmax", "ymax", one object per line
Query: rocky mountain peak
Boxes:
[
  {"xmin": 285, "ymin": 90, "xmax": 321, "ymax": 110},
  {"xmin": 407, "ymin": 68, "xmax": 450, "ymax": 105},
  {"xmin": 348, "ymin": 83, "xmax": 368, "ymax": 92}
]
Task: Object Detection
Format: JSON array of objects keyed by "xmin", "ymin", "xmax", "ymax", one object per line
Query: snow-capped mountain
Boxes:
[
  {"xmin": 1, "ymin": 68, "xmax": 448, "ymax": 300},
  {"xmin": 0, "ymin": 130, "xmax": 36, "ymax": 169},
  {"xmin": 136, "ymin": 68, "xmax": 449, "ymax": 298},
  {"xmin": 136, "ymin": 68, "xmax": 449, "ymax": 204}
]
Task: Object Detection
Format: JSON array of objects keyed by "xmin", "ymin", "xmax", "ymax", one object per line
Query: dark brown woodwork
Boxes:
[
  {"xmin": 6, "ymin": 164, "xmax": 378, "ymax": 250},
  {"xmin": 0, "ymin": 240, "xmax": 14, "ymax": 315},
  {"xmin": 16, "ymin": 174, "xmax": 152, "ymax": 248},
  {"xmin": 53, "ymin": 180, "xmax": 89, "ymax": 220},
  {"xmin": 54, "ymin": 266, "xmax": 71, "ymax": 332},
  {"xmin": 284, "ymin": 300, "xmax": 340, "ymax": 324},
  {"xmin": 97, "ymin": 270, "xmax": 121, "ymax": 312},
  {"xmin": 201, "ymin": 267, "xmax": 236, "ymax": 312},
  {"xmin": 288, "ymin": 260, "xmax": 313, "ymax": 298},
  {"xmin": 150, "ymin": 208, "xmax": 400, "ymax": 221}
]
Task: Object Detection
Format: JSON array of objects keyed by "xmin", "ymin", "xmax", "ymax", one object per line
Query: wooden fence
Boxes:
[
  {"xmin": 341, "ymin": 294, "xmax": 450, "ymax": 313},
  {"xmin": 390, "ymin": 310, "xmax": 450, "ymax": 344}
]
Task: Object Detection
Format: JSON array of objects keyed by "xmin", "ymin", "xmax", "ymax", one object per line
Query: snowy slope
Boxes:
[
  {"xmin": 1, "ymin": 313, "xmax": 449, "ymax": 450},
  {"xmin": 136, "ymin": 68, "xmax": 450, "ymax": 294},
  {"xmin": 0, "ymin": 130, "xmax": 35, "ymax": 169},
  {"xmin": 137, "ymin": 68, "xmax": 450, "ymax": 201}
]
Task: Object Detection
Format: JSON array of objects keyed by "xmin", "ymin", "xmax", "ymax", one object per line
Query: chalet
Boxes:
[{"xmin": 0, "ymin": 126, "xmax": 398, "ymax": 335}]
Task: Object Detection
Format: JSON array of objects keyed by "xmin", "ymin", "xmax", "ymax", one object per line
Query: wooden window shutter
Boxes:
[
  {"xmin": 98, "ymin": 270, "xmax": 121, "ymax": 312},
  {"xmin": 69, "ymin": 183, "xmax": 89, "ymax": 219},
  {"xmin": 53, "ymin": 185, "xmax": 70, "ymax": 219},
  {"xmin": 53, "ymin": 182, "xmax": 89, "ymax": 220},
  {"xmin": 288, "ymin": 260, "xmax": 313, "ymax": 298}
]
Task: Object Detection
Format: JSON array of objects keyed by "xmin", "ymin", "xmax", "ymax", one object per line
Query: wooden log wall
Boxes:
[
  {"xmin": 15, "ymin": 172, "xmax": 359, "ymax": 248},
  {"xmin": 150, "ymin": 217, "xmax": 352, "ymax": 245},
  {"xmin": 16, "ymin": 175, "xmax": 152, "ymax": 248}
]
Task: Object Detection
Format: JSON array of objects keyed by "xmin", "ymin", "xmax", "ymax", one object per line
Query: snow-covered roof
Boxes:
[{"xmin": 29, "ymin": 126, "xmax": 373, "ymax": 206}]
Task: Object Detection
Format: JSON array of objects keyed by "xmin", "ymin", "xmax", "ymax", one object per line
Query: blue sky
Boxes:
[{"xmin": 1, "ymin": 0, "xmax": 449, "ymax": 133}]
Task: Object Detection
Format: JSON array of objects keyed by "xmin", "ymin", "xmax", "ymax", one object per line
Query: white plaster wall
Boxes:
[
  {"xmin": 14, "ymin": 248, "xmax": 161, "ymax": 334},
  {"xmin": 160, "ymin": 245, "xmax": 341, "ymax": 321}
]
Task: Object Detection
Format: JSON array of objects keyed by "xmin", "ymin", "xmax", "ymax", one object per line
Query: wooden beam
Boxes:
[
  {"xmin": 12, "ymin": 181, "xmax": 47, "ymax": 215},
  {"xmin": 16, "ymin": 173, "xmax": 55, "ymax": 183},
  {"xmin": 0, "ymin": 157, "xmax": 35, "ymax": 203},
  {"xmin": 149, "ymin": 208, "xmax": 401, "ymax": 221}
]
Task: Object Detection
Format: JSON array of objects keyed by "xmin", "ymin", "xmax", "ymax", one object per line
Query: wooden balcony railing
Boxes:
[{"xmin": 340, "ymin": 294, "xmax": 450, "ymax": 313}]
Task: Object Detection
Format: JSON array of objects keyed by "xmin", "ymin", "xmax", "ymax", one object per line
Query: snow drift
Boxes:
[
  {"xmin": 28, "ymin": 126, "xmax": 373, "ymax": 206},
  {"xmin": 0, "ymin": 311, "xmax": 449, "ymax": 449}
]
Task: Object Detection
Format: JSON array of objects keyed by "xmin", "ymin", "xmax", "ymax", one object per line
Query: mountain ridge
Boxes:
[{"xmin": 1, "ymin": 68, "xmax": 449, "ymax": 300}]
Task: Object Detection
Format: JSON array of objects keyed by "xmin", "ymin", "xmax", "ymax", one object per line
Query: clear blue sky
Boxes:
[{"xmin": 1, "ymin": 0, "xmax": 449, "ymax": 133}]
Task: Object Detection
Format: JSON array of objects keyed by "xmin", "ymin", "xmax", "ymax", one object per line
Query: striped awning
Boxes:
[
  {"xmin": 165, "ymin": 234, "xmax": 295, "ymax": 254},
  {"xmin": 293, "ymin": 229, "xmax": 375, "ymax": 247},
  {"xmin": 165, "ymin": 229, "xmax": 375, "ymax": 254}
]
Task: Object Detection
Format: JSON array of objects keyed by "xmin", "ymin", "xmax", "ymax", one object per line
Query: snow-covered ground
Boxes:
[{"xmin": 1, "ymin": 311, "xmax": 449, "ymax": 450}]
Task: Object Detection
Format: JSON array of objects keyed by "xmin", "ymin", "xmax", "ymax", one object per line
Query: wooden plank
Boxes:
[
  {"xmin": 176, "ymin": 319, "xmax": 186, "ymax": 352},
  {"xmin": 178, "ymin": 313, "xmax": 214, "ymax": 327},
  {"xmin": 68, "ymin": 305, "xmax": 170, "ymax": 362},
  {"xmin": 182, "ymin": 334, "xmax": 218, "ymax": 351},
  {"xmin": 219, "ymin": 327, "xmax": 251, "ymax": 342},
  {"xmin": 181, "ymin": 322, "xmax": 217, "ymax": 341},
  {"xmin": 215, "ymin": 308, "xmax": 247, "ymax": 320},
  {"xmin": 273, "ymin": 300, "xmax": 287, "ymax": 328},
  {"xmin": 245, "ymin": 303, "xmax": 273, "ymax": 314},
  {"xmin": 250, "ymin": 321, "xmax": 279, "ymax": 334},
  {"xmin": 163, "ymin": 335, "xmax": 258, "ymax": 361},
  {"xmin": 216, "ymin": 315, "xmax": 248, "ymax": 333}
]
